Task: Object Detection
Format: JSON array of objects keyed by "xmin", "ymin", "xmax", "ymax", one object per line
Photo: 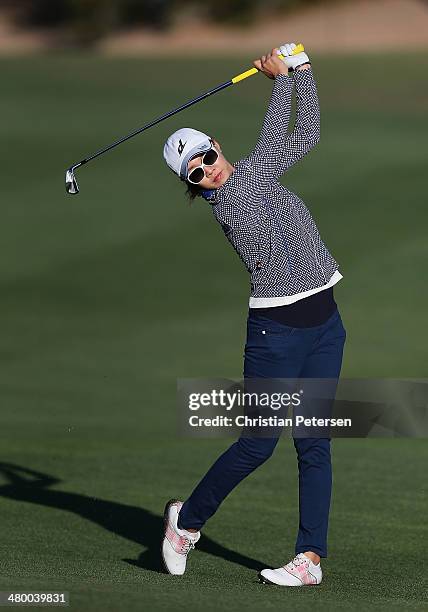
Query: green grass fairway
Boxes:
[{"xmin": 0, "ymin": 53, "xmax": 427, "ymax": 610}]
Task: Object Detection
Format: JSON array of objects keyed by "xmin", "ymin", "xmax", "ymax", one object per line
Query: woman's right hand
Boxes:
[{"xmin": 253, "ymin": 48, "xmax": 289, "ymax": 79}]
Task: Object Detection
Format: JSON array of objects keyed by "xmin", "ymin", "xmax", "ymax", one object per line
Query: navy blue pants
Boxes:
[{"xmin": 178, "ymin": 307, "xmax": 346, "ymax": 558}]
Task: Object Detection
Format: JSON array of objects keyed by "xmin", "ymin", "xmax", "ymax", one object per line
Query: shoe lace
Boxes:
[
  {"xmin": 286, "ymin": 554, "xmax": 308, "ymax": 570},
  {"xmin": 179, "ymin": 536, "xmax": 196, "ymax": 555}
]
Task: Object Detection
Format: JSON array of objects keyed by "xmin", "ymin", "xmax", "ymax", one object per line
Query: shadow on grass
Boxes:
[{"xmin": 0, "ymin": 462, "xmax": 267, "ymax": 573}]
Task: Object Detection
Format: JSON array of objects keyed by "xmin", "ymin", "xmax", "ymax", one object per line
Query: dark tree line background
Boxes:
[{"xmin": 5, "ymin": 0, "xmax": 346, "ymax": 46}]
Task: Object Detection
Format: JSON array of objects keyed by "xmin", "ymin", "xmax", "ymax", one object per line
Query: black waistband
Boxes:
[{"xmin": 249, "ymin": 286, "xmax": 337, "ymax": 328}]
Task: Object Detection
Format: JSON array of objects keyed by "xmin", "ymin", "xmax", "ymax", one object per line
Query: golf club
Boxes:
[{"xmin": 64, "ymin": 44, "xmax": 305, "ymax": 195}]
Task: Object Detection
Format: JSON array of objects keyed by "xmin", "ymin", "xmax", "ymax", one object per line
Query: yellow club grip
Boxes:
[{"xmin": 231, "ymin": 43, "xmax": 305, "ymax": 84}]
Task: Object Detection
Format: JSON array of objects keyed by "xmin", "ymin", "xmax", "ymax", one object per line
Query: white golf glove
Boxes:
[{"xmin": 277, "ymin": 43, "xmax": 310, "ymax": 71}]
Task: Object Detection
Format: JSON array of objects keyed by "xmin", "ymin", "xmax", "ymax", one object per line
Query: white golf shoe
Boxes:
[
  {"xmin": 259, "ymin": 553, "xmax": 322, "ymax": 586},
  {"xmin": 161, "ymin": 499, "xmax": 200, "ymax": 575}
]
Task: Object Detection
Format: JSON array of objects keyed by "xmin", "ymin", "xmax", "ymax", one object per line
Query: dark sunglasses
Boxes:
[{"xmin": 186, "ymin": 148, "xmax": 219, "ymax": 184}]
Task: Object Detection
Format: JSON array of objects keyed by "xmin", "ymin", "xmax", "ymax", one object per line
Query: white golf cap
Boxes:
[{"xmin": 163, "ymin": 128, "xmax": 212, "ymax": 180}]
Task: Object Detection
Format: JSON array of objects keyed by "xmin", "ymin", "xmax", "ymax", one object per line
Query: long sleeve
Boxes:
[
  {"xmin": 281, "ymin": 67, "xmax": 321, "ymax": 170},
  {"xmin": 241, "ymin": 67, "xmax": 320, "ymax": 199},
  {"xmin": 244, "ymin": 73, "xmax": 294, "ymax": 180}
]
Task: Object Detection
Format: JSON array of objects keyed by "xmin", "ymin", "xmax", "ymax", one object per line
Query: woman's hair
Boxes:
[{"xmin": 185, "ymin": 180, "xmax": 203, "ymax": 203}]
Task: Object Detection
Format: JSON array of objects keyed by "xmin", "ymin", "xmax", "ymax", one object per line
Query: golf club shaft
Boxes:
[
  {"xmin": 70, "ymin": 44, "xmax": 304, "ymax": 171},
  {"xmin": 74, "ymin": 80, "xmax": 232, "ymax": 170}
]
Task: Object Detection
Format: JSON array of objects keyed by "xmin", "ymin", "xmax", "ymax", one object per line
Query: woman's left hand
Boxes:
[{"xmin": 277, "ymin": 43, "xmax": 311, "ymax": 71}]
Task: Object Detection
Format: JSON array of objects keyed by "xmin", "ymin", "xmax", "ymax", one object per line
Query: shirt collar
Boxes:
[{"xmin": 200, "ymin": 188, "xmax": 216, "ymax": 201}]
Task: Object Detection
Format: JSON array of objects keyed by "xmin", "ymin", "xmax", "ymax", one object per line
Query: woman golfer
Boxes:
[{"xmin": 161, "ymin": 43, "xmax": 346, "ymax": 586}]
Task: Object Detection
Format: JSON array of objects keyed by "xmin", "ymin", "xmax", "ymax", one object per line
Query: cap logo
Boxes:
[{"xmin": 177, "ymin": 139, "xmax": 186, "ymax": 156}]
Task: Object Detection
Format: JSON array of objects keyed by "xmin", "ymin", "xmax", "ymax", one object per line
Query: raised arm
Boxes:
[
  {"xmin": 245, "ymin": 73, "xmax": 294, "ymax": 177},
  {"xmin": 237, "ymin": 50, "xmax": 320, "ymax": 200},
  {"xmin": 280, "ymin": 66, "xmax": 320, "ymax": 170},
  {"xmin": 244, "ymin": 66, "xmax": 320, "ymax": 187}
]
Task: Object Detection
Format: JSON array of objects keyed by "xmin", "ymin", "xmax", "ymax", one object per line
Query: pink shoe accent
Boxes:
[
  {"xmin": 165, "ymin": 524, "xmax": 193, "ymax": 554},
  {"xmin": 165, "ymin": 501, "xmax": 196, "ymax": 555},
  {"xmin": 284, "ymin": 556, "xmax": 317, "ymax": 585}
]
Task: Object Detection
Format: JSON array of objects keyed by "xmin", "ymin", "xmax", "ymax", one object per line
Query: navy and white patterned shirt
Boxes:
[{"xmin": 202, "ymin": 68, "xmax": 342, "ymax": 307}]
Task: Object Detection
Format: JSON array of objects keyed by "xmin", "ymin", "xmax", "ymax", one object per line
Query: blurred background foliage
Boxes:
[{"xmin": 8, "ymin": 0, "xmax": 347, "ymax": 46}]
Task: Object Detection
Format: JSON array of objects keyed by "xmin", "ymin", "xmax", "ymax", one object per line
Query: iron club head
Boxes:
[{"xmin": 65, "ymin": 167, "xmax": 79, "ymax": 195}]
